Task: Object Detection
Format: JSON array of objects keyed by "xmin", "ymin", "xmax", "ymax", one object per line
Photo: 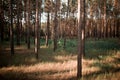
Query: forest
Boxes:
[{"xmin": 0, "ymin": 0, "xmax": 120, "ymax": 80}]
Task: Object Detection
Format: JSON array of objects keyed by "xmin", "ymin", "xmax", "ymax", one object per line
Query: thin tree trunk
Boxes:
[
  {"xmin": 53, "ymin": 0, "xmax": 58, "ymax": 51},
  {"xmin": 63, "ymin": 0, "xmax": 69, "ymax": 49},
  {"xmin": 10, "ymin": 0, "xmax": 14, "ymax": 54},
  {"xmin": 0, "ymin": 0, "xmax": 4, "ymax": 42},
  {"xmin": 19, "ymin": 1, "xmax": 22, "ymax": 42},
  {"xmin": 26, "ymin": 0, "xmax": 30, "ymax": 49},
  {"xmin": 16, "ymin": 0, "xmax": 20, "ymax": 45},
  {"xmin": 45, "ymin": 12, "xmax": 50, "ymax": 46},
  {"xmin": 104, "ymin": 0, "xmax": 107, "ymax": 38},
  {"xmin": 118, "ymin": 19, "xmax": 120, "ymax": 39},
  {"xmin": 110, "ymin": 19, "xmax": 112, "ymax": 38},
  {"xmin": 35, "ymin": 0, "xmax": 40, "ymax": 59},
  {"xmin": 113, "ymin": 18, "xmax": 115, "ymax": 38},
  {"xmin": 81, "ymin": 0, "xmax": 85, "ymax": 56},
  {"xmin": 118, "ymin": 19, "xmax": 120, "ymax": 38}
]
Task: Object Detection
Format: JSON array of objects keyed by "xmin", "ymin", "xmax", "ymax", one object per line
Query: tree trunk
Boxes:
[
  {"xmin": 0, "ymin": 0, "xmax": 4, "ymax": 42},
  {"xmin": 63, "ymin": 0, "xmax": 69, "ymax": 49},
  {"xmin": 77, "ymin": 0, "xmax": 85, "ymax": 78},
  {"xmin": 103, "ymin": 0, "xmax": 107, "ymax": 38},
  {"xmin": 26, "ymin": 0, "xmax": 30, "ymax": 49},
  {"xmin": 53, "ymin": 0, "xmax": 58, "ymax": 51},
  {"xmin": 45, "ymin": 12, "xmax": 50, "ymax": 46},
  {"xmin": 10, "ymin": 0, "xmax": 14, "ymax": 55},
  {"xmin": 16, "ymin": 0, "xmax": 20, "ymax": 45},
  {"xmin": 24, "ymin": 0, "xmax": 27, "ymax": 43},
  {"xmin": 118, "ymin": 19, "xmax": 120, "ymax": 38},
  {"xmin": 81, "ymin": 0, "xmax": 85, "ymax": 56},
  {"xmin": 35, "ymin": 0, "xmax": 40, "ymax": 59},
  {"xmin": 119, "ymin": 19, "xmax": 120, "ymax": 38},
  {"xmin": 110, "ymin": 19, "xmax": 112, "ymax": 37},
  {"xmin": 113, "ymin": 19, "xmax": 115, "ymax": 37}
]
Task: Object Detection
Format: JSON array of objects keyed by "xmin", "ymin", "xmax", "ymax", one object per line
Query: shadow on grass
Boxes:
[
  {"xmin": 0, "ymin": 69, "xmax": 77, "ymax": 80},
  {"xmin": 0, "ymin": 45, "xmax": 77, "ymax": 67},
  {"xmin": 0, "ymin": 38, "xmax": 120, "ymax": 80},
  {"xmin": 82, "ymin": 65, "xmax": 120, "ymax": 80},
  {"xmin": 0, "ymin": 38, "xmax": 120, "ymax": 67},
  {"xmin": 82, "ymin": 56, "xmax": 120, "ymax": 80}
]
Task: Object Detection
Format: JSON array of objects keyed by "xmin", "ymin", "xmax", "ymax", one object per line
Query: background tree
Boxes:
[
  {"xmin": 0, "ymin": 0, "xmax": 4, "ymax": 42},
  {"xmin": 35, "ymin": 0, "xmax": 41, "ymax": 59},
  {"xmin": 44, "ymin": 0, "xmax": 52, "ymax": 46},
  {"xmin": 63, "ymin": 0, "xmax": 69, "ymax": 49},
  {"xmin": 26, "ymin": 0, "xmax": 31, "ymax": 49},
  {"xmin": 16, "ymin": 0, "xmax": 21, "ymax": 45},
  {"xmin": 10, "ymin": 0, "xmax": 14, "ymax": 54},
  {"xmin": 53, "ymin": 0, "xmax": 60, "ymax": 51}
]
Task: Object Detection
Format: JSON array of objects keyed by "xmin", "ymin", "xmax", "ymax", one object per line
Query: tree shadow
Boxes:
[
  {"xmin": 83, "ymin": 66, "xmax": 120, "ymax": 79},
  {"xmin": 0, "ymin": 69, "xmax": 77, "ymax": 80},
  {"xmin": 0, "ymin": 45, "xmax": 77, "ymax": 67},
  {"xmin": 83, "ymin": 56, "xmax": 120, "ymax": 79}
]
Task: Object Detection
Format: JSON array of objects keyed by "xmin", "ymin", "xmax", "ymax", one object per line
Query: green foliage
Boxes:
[{"xmin": 85, "ymin": 38, "xmax": 120, "ymax": 59}]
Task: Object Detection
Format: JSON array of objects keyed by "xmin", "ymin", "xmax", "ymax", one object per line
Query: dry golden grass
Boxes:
[{"xmin": 0, "ymin": 40, "xmax": 120, "ymax": 80}]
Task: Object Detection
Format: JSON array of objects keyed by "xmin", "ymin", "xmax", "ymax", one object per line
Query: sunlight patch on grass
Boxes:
[
  {"xmin": 0, "ymin": 58, "xmax": 102, "ymax": 80},
  {"xmin": 54, "ymin": 55, "xmax": 76, "ymax": 61},
  {"xmin": 0, "ymin": 60, "xmax": 77, "ymax": 79},
  {"xmin": 4, "ymin": 45, "xmax": 27, "ymax": 51},
  {"xmin": 82, "ymin": 59, "xmax": 100, "ymax": 75},
  {"xmin": 41, "ymin": 45, "xmax": 49, "ymax": 48}
]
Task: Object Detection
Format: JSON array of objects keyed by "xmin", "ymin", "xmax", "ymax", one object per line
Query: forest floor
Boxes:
[{"xmin": 0, "ymin": 38, "xmax": 120, "ymax": 80}]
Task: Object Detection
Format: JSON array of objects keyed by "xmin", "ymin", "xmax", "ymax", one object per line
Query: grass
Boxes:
[{"xmin": 0, "ymin": 38, "xmax": 120, "ymax": 80}]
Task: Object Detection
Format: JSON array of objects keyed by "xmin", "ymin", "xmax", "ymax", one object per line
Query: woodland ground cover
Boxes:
[{"xmin": 0, "ymin": 38, "xmax": 120, "ymax": 80}]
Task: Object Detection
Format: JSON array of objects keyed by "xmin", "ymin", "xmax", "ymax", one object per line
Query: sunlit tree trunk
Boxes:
[
  {"xmin": 10, "ymin": 0, "xmax": 14, "ymax": 54},
  {"xmin": 77, "ymin": 0, "xmax": 85, "ymax": 78}
]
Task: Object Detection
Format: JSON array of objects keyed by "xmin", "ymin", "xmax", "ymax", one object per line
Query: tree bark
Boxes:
[
  {"xmin": 10, "ymin": 0, "xmax": 14, "ymax": 54},
  {"xmin": 35, "ymin": 0, "xmax": 40, "ymax": 59},
  {"xmin": 53, "ymin": 0, "xmax": 58, "ymax": 51},
  {"xmin": 0, "ymin": 0, "xmax": 4, "ymax": 42},
  {"xmin": 16, "ymin": 0, "xmax": 20, "ymax": 45},
  {"xmin": 63, "ymin": 0, "xmax": 69, "ymax": 49},
  {"xmin": 81, "ymin": 0, "xmax": 85, "ymax": 56},
  {"xmin": 103, "ymin": 0, "xmax": 107, "ymax": 38},
  {"xmin": 26, "ymin": 0, "xmax": 30, "ymax": 49},
  {"xmin": 45, "ymin": 12, "xmax": 50, "ymax": 46},
  {"xmin": 77, "ymin": 0, "xmax": 85, "ymax": 78}
]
